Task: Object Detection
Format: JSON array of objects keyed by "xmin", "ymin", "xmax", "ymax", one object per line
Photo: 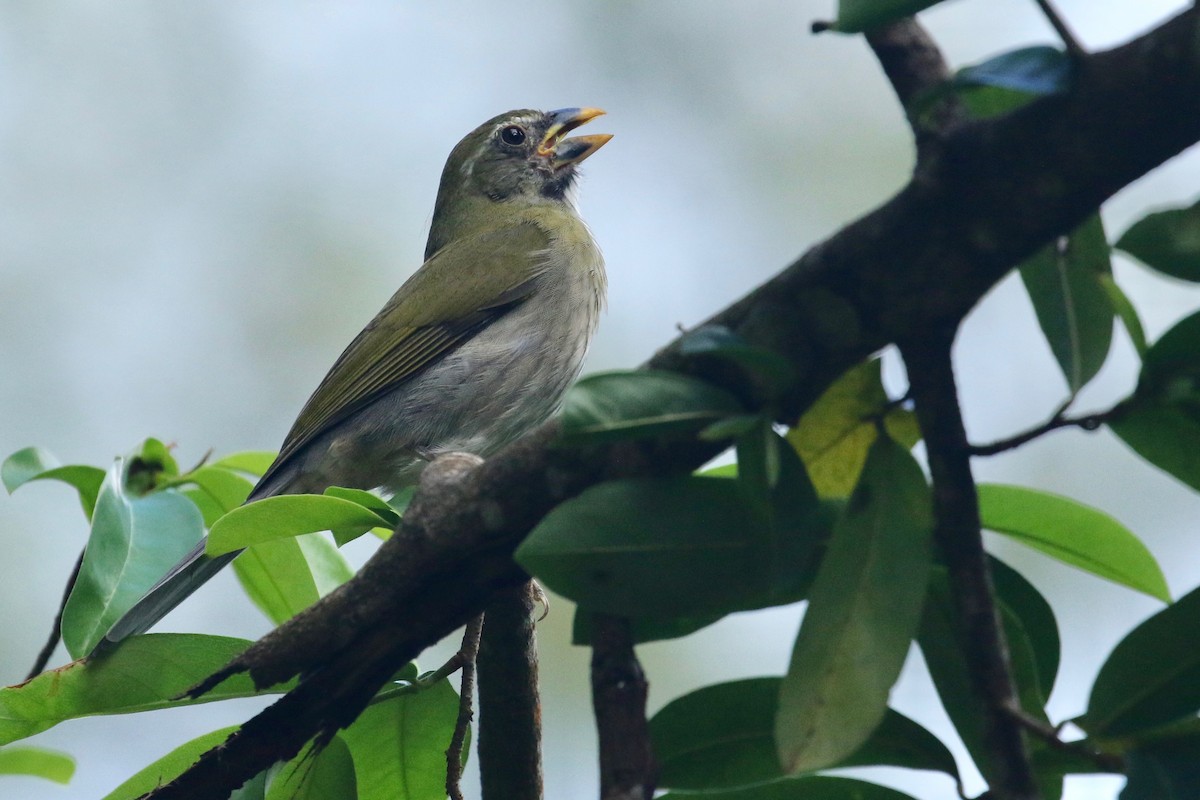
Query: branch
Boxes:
[
  {"xmin": 446, "ymin": 616, "xmax": 483, "ymax": 800},
  {"xmin": 968, "ymin": 403, "xmax": 1112, "ymax": 456},
  {"xmin": 903, "ymin": 329, "xmax": 1038, "ymax": 800},
  {"xmin": 138, "ymin": 8, "xmax": 1200, "ymax": 797},
  {"xmin": 477, "ymin": 581, "xmax": 544, "ymax": 800},
  {"xmin": 591, "ymin": 615, "xmax": 655, "ymax": 800}
]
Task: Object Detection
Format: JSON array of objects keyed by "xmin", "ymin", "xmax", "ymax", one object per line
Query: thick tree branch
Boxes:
[
  {"xmin": 591, "ymin": 615, "xmax": 655, "ymax": 800},
  {"xmin": 477, "ymin": 581, "xmax": 544, "ymax": 800},
  {"xmin": 903, "ymin": 329, "xmax": 1038, "ymax": 800},
  {"xmin": 139, "ymin": 8, "xmax": 1200, "ymax": 798}
]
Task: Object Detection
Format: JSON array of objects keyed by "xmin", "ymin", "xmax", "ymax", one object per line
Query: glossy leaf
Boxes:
[
  {"xmin": 1110, "ymin": 309, "xmax": 1200, "ymax": 490},
  {"xmin": 978, "ymin": 483, "xmax": 1169, "ymax": 602},
  {"xmin": 775, "ymin": 436, "xmax": 932, "ymax": 774},
  {"xmin": 340, "ymin": 677, "xmax": 459, "ymax": 800},
  {"xmin": 180, "ymin": 466, "xmax": 254, "ymax": 509},
  {"xmin": 652, "ymin": 678, "xmax": 957, "ymax": 790},
  {"xmin": 60, "ymin": 459, "xmax": 206, "ymax": 657},
  {"xmin": 1099, "ymin": 274, "xmax": 1149, "ymax": 359},
  {"xmin": 207, "ymin": 494, "xmax": 393, "ymax": 556},
  {"xmin": 918, "ymin": 558, "xmax": 1056, "ymax": 786},
  {"xmin": 0, "ymin": 635, "xmax": 279, "ymax": 745},
  {"xmin": 1082, "ymin": 584, "xmax": 1200, "ymax": 737},
  {"xmin": 211, "ymin": 450, "xmax": 278, "ymax": 478},
  {"xmin": 990, "ymin": 557, "xmax": 1061, "ymax": 698},
  {"xmin": 560, "ymin": 369, "xmax": 744, "ymax": 444},
  {"xmin": 956, "ymin": 46, "xmax": 1072, "ymax": 96},
  {"xmin": 1116, "ymin": 198, "xmax": 1200, "ymax": 282},
  {"xmin": 0, "ymin": 746, "xmax": 75, "ymax": 784},
  {"xmin": 828, "ymin": 0, "xmax": 945, "ymax": 34},
  {"xmin": 325, "ymin": 486, "xmax": 400, "ymax": 545},
  {"xmin": 786, "ymin": 358, "xmax": 919, "ymax": 498},
  {"xmin": 1121, "ymin": 732, "xmax": 1200, "ymax": 800},
  {"xmin": 1019, "ymin": 215, "xmax": 1114, "ymax": 393},
  {"xmin": 518, "ymin": 450, "xmax": 825, "ymax": 619},
  {"xmin": 234, "ymin": 532, "xmax": 354, "ymax": 625},
  {"xmin": 100, "ymin": 726, "xmax": 237, "ymax": 800},
  {"xmin": 2, "ymin": 446, "xmax": 105, "ymax": 519},
  {"xmin": 679, "ymin": 325, "xmax": 798, "ymax": 401},
  {"xmin": 265, "ymin": 736, "xmax": 356, "ymax": 800},
  {"xmin": 572, "ymin": 608, "xmax": 723, "ymax": 646},
  {"xmin": 659, "ymin": 775, "xmax": 918, "ymax": 800}
]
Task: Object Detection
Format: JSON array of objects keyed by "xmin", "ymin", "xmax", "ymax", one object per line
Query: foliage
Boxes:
[{"xmin": 4, "ymin": 3, "xmax": 1200, "ymax": 799}]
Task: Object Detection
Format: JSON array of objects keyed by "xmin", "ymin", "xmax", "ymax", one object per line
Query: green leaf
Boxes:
[
  {"xmin": 827, "ymin": 0, "xmax": 946, "ymax": 34},
  {"xmin": 956, "ymin": 46, "xmax": 1072, "ymax": 96},
  {"xmin": 786, "ymin": 358, "xmax": 919, "ymax": 498},
  {"xmin": 1109, "ymin": 309, "xmax": 1200, "ymax": 490},
  {"xmin": 1121, "ymin": 732, "xmax": 1200, "ymax": 800},
  {"xmin": 207, "ymin": 494, "xmax": 394, "ymax": 556},
  {"xmin": 125, "ymin": 437, "xmax": 180, "ymax": 494},
  {"xmin": 324, "ymin": 486, "xmax": 400, "ymax": 545},
  {"xmin": 990, "ymin": 557, "xmax": 1061, "ymax": 700},
  {"xmin": 0, "ymin": 746, "xmax": 75, "ymax": 784},
  {"xmin": 2, "ymin": 446, "xmax": 106, "ymax": 518},
  {"xmin": 775, "ymin": 436, "xmax": 932, "ymax": 774},
  {"xmin": 679, "ymin": 325, "xmax": 798, "ymax": 402},
  {"xmin": 918, "ymin": 559, "xmax": 1056, "ymax": 786},
  {"xmin": 100, "ymin": 726, "xmax": 237, "ymax": 799},
  {"xmin": 0, "ymin": 634, "xmax": 281, "ymax": 746},
  {"xmin": 517, "ymin": 450, "xmax": 825, "ymax": 619},
  {"xmin": 340, "ymin": 677, "xmax": 459, "ymax": 800},
  {"xmin": 571, "ymin": 608, "xmax": 723, "ymax": 646},
  {"xmin": 234, "ymin": 532, "xmax": 354, "ymax": 625},
  {"xmin": 1110, "ymin": 402, "xmax": 1200, "ymax": 492},
  {"xmin": 265, "ymin": 736, "xmax": 356, "ymax": 800},
  {"xmin": 978, "ymin": 483, "xmax": 1169, "ymax": 602},
  {"xmin": 1019, "ymin": 215, "xmax": 1114, "ymax": 393},
  {"xmin": 1116, "ymin": 198, "xmax": 1200, "ymax": 282},
  {"xmin": 560, "ymin": 370, "xmax": 744, "ymax": 444},
  {"xmin": 659, "ymin": 775, "xmax": 918, "ymax": 800},
  {"xmin": 1099, "ymin": 274, "xmax": 1149, "ymax": 359},
  {"xmin": 211, "ymin": 450, "xmax": 278, "ymax": 478},
  {"xmin": 1082, "ymin": 583, "xmax": 1200, "ymax": 738},
  {"xmin": 652, "ymin": 678, "xmax": 958, "ymax": 790},
  {"xmin": 61, "ymin": 458, "xmax": 206, "ymax": 657}
]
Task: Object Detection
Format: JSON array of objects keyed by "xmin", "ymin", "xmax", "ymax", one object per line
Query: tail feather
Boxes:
[{"xmin": 92, "ymin": 540, "xmax": 243, "ymax": 654}]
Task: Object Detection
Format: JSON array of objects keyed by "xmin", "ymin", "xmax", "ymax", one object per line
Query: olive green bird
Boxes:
[{"xmin": 97, "ymin": 108, "xmax": 611, "ymax": 650}]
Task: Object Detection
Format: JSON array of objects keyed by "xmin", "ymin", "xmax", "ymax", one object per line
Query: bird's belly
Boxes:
[{"xmin": 303, "ymin": 291, "xmax": 595, "ymax": 495}]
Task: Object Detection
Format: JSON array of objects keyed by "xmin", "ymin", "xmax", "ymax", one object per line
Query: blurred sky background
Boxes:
[{"xmin": 2, "ymin": 1, "xmax": 1198, "ymax": 798}]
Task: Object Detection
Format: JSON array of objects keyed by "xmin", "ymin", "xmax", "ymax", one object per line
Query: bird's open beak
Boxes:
[{"xmin": 539, "ymin": 107, "xmax": 612, "ymax": 169}]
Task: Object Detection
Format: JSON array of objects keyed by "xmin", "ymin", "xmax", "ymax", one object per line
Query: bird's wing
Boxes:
[{"xmin": 257, "ymin": 221, "xmax": 553, "ymax": 490}]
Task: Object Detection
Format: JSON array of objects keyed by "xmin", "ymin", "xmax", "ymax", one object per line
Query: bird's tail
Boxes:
[{"xmin": 92, "ymin": 539, "xmax": 243, "ymax": 654}]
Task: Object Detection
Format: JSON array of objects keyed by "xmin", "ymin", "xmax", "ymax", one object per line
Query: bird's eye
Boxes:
[{"xmin": 500, "ymin": 125, "xmax": 527, "ymax": 146}]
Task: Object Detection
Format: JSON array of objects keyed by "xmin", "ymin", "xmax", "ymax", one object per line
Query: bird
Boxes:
[{"xmin": 96, "ymin": 107, "xmax": 611, "ymax": 651}]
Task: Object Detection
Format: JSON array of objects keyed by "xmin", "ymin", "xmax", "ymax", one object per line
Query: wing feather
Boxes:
[{"xmin": 257, "ymin": 221, "xmax": 552, "ymax": 490}]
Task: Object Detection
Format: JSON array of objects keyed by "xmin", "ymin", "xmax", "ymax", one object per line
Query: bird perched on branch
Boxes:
[{"xmin": 97, "ymin": 107, "xmax": 611, "ymax": 650}]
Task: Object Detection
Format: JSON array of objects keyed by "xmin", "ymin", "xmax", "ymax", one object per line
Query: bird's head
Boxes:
[{"xmin": 427, "ymin": 108, "xmax": 611, "ymax": 257}]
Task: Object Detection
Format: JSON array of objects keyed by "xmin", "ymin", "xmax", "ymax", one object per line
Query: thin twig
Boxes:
[
  {"xmin": 478, "ymin": 582, "xmax": 543, "ymax": 800},
  {"xmin": 447, "ymin": 615, "xmax": 484, "ymax": 800},
  {"xmin": 1034, "ymin": 0, "xmax": 1087, "ymax": 57},
  {"xmin": 902, "ymin": 328, "xmax": 1039, "ymax": 800},
  {"xmin": 26, "ymin": 549, "xmax": 84, "ymax": 680},
  {"xmin": 968, "ymin": 404, "xmax": 1112, "ymax": 456},
  {"xmin": 1002, "ymin": 703, "xmax": 1125, "ymax": 774},
  {"xmin": 591, "ymin": 614, "xmax": 655, "ymax": 800}
]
